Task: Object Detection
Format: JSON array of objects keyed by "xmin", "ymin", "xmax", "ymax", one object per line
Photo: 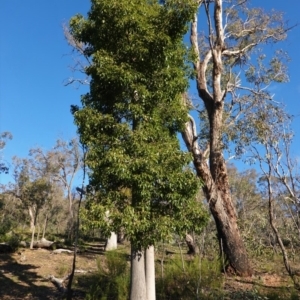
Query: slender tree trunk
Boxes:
[
  {"xmin": 37, "ymin": 223, "xmax": 40, "ymax": 241},
  {"xmin": 28, "ymin": 206, "xmax": 35, "ymax": 232},
  {"xmin": 105, "ymin": 232, "xmax": 118, "ymax": 251},
  {"xmin": 30, "ymin": 207, "xmax": 39, "ymax": 250},
  {"xmin": 145, "ymin": 245, "xmax": 156, "ymax": 300},
  {"xmin": 130, "ymin": 246, "xmax": 147, "ymax": 300},
  {"xmin": 30, "ymin": 226, "xmax": 36, "ymax": 250},
  {"xmin": 42, "ymin": 213, "xmax": 48, "ymax": 239}
]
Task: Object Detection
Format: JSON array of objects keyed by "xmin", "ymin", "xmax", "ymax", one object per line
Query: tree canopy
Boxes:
[{"xmin": 69, "ymin": 0, "xmax": 207, "ymax": 249}]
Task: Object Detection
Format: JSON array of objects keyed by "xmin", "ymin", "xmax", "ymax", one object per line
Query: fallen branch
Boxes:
[
  {"xmin": 74, "ymin": 269, "xmax": 88, "ymax": 274},
  {"xmin": 52, "ymin": 249, "xmax": 74, "ymax": 254},
  {"xmin": 48, "ymin": 274, "xmax": 70, "ymax": 293}
]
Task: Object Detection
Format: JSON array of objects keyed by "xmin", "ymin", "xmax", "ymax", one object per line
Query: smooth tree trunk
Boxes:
[
  {"xmin": 42, "ymin": 213, "xmax": 48, "ymax": 239},
  {"xmin": 130, "ymin": 246, "xmax": 147, "ymax": 300},
  {"xmin": 105, "ymin": 232, "xmax": 118, "ymax": 251},
  {"xmin": 145, "ymin": 245, "xmax": 156, "ymax": 300},
  {"xmin": 30, "ymin": 207, "xmax": 39, "ymax": 250},
  {"xmin": 28, "ymin": 206, "xmax": 35, "ymax": 232},
  {"xmin": 30, "ymin": 227, "xmax": 36, "ymax": 250}
]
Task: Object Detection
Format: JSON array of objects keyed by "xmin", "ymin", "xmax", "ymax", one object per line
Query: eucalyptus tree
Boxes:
[
  {"xmin": 29, "ymin": 139, "xmax": 81, "ymax": 220},
  {"xmin": 24, "ymin": 139, "xmax": 82, "ymax": 239},
  {"xmin": 10, "ymin": 158, "xmax": 53, "ymax": 248},
  {"xmin": 0, "ymin": 132, "xmax": 12, "ymax": 174},
  {"xmin": 227, "ymin": 165, "xmax": 270, "ymax": 254},
  {"xmin": 23, "ymin": 178, "xmax": 53, "ymax": 249},
  {"xmin": 182, "ymin": 0, "xmax": 291, "ymax": 275},
  {"xmin": 69, "ymin": 0, "xmax": 207, "ymax": 298},
  {"xmin": 250, "ymin": 110, "xmax": 300, "ymax": 286}
]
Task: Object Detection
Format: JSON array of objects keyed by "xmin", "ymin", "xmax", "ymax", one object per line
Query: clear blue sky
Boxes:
[{"xmin": 0, "ymin": 1, "xmax": 300, "ymax": 184}]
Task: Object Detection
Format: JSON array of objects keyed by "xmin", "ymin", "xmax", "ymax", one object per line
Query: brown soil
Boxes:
[
  {"xmin": 0, "ymin": 248, "xmax": 99, "ymax": 300},
  {"xmin": 0, "ymin": 248, "xmax": 299, "ymax": 299}
]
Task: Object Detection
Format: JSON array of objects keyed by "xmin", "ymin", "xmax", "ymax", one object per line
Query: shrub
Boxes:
[
  {"xmin": 156, "ymin": 255, "xmax": 223, "ymax": 300},
  {"xmin": 6, "ymin": 233, "xmax": 20, "ymax": 252},
  {"xmin": 85, "ymin": 250, "xmax": 130, "ymax": 300}
]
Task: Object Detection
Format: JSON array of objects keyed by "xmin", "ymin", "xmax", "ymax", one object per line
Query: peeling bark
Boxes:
[
  {"xmin": 182, "ymin": 115, "xmax": 252, "ymax": 276},
  {"xmin": 182, "ymin": 0, "xmax": 253, "ymax": 276}
]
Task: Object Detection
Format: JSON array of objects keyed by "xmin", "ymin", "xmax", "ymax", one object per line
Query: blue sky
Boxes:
[{"xmin": 0, "ymin": 1, "xmax": 300, "ymax": 184}]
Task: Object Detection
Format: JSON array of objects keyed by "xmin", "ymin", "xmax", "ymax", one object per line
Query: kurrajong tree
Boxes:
[
  {"xmin": 182, "ymin": 0, "xmax": 291, "ymax": 276},
  {"xmin": 69, "ymin": 1, "xmax": 208, "ymax": 299}
]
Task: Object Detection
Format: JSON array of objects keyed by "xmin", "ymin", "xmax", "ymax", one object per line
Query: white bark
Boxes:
[
  {"xmin": 105, "ymin": 232, "xmax": 118, "ymax": 251},
  {"xmin": 32, "ymin": 238, "xmax": 55, "ymax": 249},
  {"xmin": 30, "ymin": 225, "xmax": 36, "ymax": 249},
  {"xmin": 48, "ymin": 274, "xmax": 70, "ymax": 292},
  {"xmin": 42, "ymin": 213, "xmax": 48, "ymax": 239},
  {"xmin": 30, "ymin": 207, "xmax": 38, "ymax": 249},
  {"xmin": 130, "ymin": 247, "xmax": 147, "ymax": 300},
  {"xmin": 145, "ymin": 245, "xmax": 156, "ymax": 300},
  {"xmin": 53, "ymin": 249, "xmax": 73, "ymax": 254},
  {"xmin": 104, "ymin": 210, "xmax": 118, "ymax": 251},
  {"xmin": 28, "ymin": 206, "xmax": 35, "ymax": 232}
]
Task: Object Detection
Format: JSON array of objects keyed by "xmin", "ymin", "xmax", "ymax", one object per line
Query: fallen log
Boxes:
[
  {"xmin": 74, "ymin": 269, "xmax": 88, "ymax": 274},
  {"xmin": 52, "ymin": 249, "xmax": 73, "ymax": 254},
  {"xmin": 19, "ymin": 241, "xmax": 29, "ymax": 248},
  {"xmin": 32, "ymin": 238, "xmax": 55, "ymax": 249}
]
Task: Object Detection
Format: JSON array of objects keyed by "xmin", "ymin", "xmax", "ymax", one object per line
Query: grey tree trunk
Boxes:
[
  {"xmin": 130, "ymin": 247, "xmax": 147, "ymax": 300},
  {"xmin": 28, "ymin": 206, "xmax": 35, "ymax": 232},
  {"xmin": 30, "ymin": 225, "xmax": 36, "ymax": 250},
  {"xmin": 42, "ymin": 213, "xmax": 48, "ymax": 239},
  {"xmin": 185, "ymin": 234, "xmax": 199, "ymax": 255},
  {"xmin": 145, "ymin": 245, "xmax": 156, "ymax": 300},
  {"xmin": 30, "ymin": 206, "xmax": 38, "ymax": 250},
  {"xmin": 104, "ymin": 210, "xmax": 118, "ymax": 251},
  {"xmin": 105, "ymin": 232, "xmax": 118, "ymax": 251}
]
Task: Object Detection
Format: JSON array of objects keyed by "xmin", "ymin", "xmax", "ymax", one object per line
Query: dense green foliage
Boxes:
[{"xmin": 70, "ymin": 0, "xmax": 207, "ymax": 248}]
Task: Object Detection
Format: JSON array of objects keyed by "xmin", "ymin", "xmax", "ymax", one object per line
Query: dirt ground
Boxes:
[
  {"xmin": 0, "ymin": 247, "xmax": 299, "ymax": 300},
  {"xmin": 0, "ymin": 248, "xmax": 99, "ymax": 300}
]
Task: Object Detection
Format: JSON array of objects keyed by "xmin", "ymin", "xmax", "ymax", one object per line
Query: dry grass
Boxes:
[
  {"xmin": 0, "ymin": 247, "xmax": 300, "ymax": 299},
  {"xmin": 0, "ymin": 248, "xmax": 98, "ymax": 300}
]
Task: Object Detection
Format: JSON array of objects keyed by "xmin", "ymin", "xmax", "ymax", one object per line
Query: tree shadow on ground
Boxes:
[{"xmin": 0, "ymin": 253, "xmax": 58, "ymax": 300}]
